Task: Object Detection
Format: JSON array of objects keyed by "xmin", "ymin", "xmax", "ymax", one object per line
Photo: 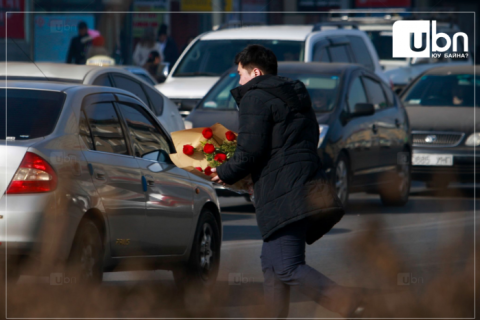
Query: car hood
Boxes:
[
  {"xmin": 406, "ymin": 106, "xmax": 479, "ymax": 133},
  {"xmin": 155, "ymin": 77, "xmax": 220, "ymax": 100}
]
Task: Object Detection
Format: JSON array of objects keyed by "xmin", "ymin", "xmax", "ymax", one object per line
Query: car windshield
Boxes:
[
  {"xmin": 364, "ymin": 30, "xmax": 406, "ymax": 61},
  {"xmin": 173, "ymin": 40, "xmax": 304, "ymax": 77},
  {"xmin": 200, "ymin": 71, "xmax": 341, "ymax": 113},
  {"xmin": 0, "ymin": 89, "xmax": 66, "ymax": 140},
  {"xmin": 402, "ymin": 74, "xmax": 479, "ymax": 107}
]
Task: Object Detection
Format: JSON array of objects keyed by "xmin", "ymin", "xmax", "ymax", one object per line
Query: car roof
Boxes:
[
  {"xmin": 0, "ymin": 62, "xmax": 141, "ymax": 82},
  {"xmin": 278, "ymin": 62, "xmax": 360, "ymax": 74},
  {"xmin": 200, "ymin": 25, "xmax": 314, "ymax": 41},
  {"xmin": 0, "ymin": 80, "xmax": 142, "ymax": 97},
  {"xmin": 422, "ymin": 65, "xmax": 479, "ymax": 75}
]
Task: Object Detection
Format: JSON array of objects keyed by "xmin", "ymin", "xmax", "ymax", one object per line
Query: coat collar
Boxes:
[{"xmin": 230, "ymin": 74, "xmax": 275, "ymax": 105}]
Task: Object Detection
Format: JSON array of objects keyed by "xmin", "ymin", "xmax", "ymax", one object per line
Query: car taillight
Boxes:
[{"xmin": 6, "ymin": 152, "xmax": 57, "ymax": 194}]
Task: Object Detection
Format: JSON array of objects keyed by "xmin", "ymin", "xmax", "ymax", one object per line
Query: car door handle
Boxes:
[
  {"xmin": 144, "ymin": 175, "xmax": 155, "ymax": 186},
  {"xmin": 372, "ymin": 124, "xmax": 378, "ymax": 134},
  {"xmin": 95, "ymin": 173, "xmax": 106, "ymax": 180}
]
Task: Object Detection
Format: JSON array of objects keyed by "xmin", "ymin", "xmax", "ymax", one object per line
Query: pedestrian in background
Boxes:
[
  {"xmin": 133, "ymin": 27, "xmax": 162, "ymax": 67},
  {"xmin": 143, "ymin": 50, "xmax": 162, "ymax": 82},
  {"xmin": 66, "ymin": 21, "xmax": 91, "ymax": 64},
  {"xmin": 211, "ymin": 45, "xmax": 366, "ymax": 319},
  {"xmin": 157, "ymin": 23, "xmax": 179, "ymax": 66}
]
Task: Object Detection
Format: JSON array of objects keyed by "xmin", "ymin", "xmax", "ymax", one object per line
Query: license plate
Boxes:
[{"xmin": 412, "ymin": 154, "xmax": 453, "ymax": 166}]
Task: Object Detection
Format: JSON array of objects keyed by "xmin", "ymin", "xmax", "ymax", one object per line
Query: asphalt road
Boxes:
[{"xmin": 11, "ymin": 181, "xmax": 478, "ymax": 318}]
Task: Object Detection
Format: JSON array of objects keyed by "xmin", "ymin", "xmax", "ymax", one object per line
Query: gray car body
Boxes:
[{"xmin": 0, "ymin": 81, "xmax": 221, "ymax": 272}]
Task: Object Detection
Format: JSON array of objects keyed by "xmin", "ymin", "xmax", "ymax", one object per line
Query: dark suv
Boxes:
[{"xmin": 186, "ymin": 62, "xmax": 412, "ymax": 208}]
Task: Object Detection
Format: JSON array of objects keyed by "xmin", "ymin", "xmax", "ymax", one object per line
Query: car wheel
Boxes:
[
  {"xmin": 379, "ymin": 150, "xmax": 411, "ymax": 206},
  {"xmin": 333, "ymin": 154, "xmax": 350, "ymax": 209},
  {"xmin": 67, "ymin": 219, "xmax": 104, "ymax": 285},
  {"xmin": 173, "ymin": 209, "xmax": 220, "ymax": 311}
]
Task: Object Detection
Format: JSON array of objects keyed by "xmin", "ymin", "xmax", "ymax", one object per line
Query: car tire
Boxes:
[
  {"xmin": 173, "ymin": 209, "xmax": 220, "ymax": 313},
  {"xmin": 67, "ymin": 219, "xmax": 104, "ymax": 285},
  {"xmin": 379, "ymin": 149, "xmax": 411, "ymax": 206},
  {"xmin": 332, "ymin": 153, "xmax": 350, "ymax": 209}
]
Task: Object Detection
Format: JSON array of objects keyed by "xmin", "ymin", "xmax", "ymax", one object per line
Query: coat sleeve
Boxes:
[
  {"xmin": 216, "ymin": 92, "xmax": 272, "ymax": 185},
  {"xmin": 66, "ymin": 39, "xmax": 74, "ymax": 63}
]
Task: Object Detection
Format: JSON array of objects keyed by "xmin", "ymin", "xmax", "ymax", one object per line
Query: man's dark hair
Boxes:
[
  {"xmin": 235, "ymin": 45, "xmax": 278, "ymax": 75},
  {"xmin": 158, "ymin": 23, "xmax": 168, "ymax": 36},
  {"xmin": 78, "ymin": 21, "xmax": 87, "ymax": 30}
]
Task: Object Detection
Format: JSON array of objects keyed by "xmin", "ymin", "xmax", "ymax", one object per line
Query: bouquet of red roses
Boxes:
[{"xmin": 170, "ymin": 123, "xmax": 252, "ymax": 194}]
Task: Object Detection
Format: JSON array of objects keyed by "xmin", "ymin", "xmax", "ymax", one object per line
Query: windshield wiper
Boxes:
[{"xmin": 175, "ymin": 72, "xmax": 219, "ymax": 77}]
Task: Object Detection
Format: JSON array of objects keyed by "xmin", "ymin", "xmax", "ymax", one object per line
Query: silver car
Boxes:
[
  {"xmin": 0, "ymin": 62, "xmax": 185, "ymax": 133},
  {"xmin": 0, "ymin": 81, "xmax": 222, "ymax": 289}
]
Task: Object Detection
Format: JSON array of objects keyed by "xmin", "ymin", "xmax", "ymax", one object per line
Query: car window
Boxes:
[
  {"xmin": 142, "ymin": 84, "xmax": 164, "ymax": 116},
  {"xmin": 363, "ymin": 77, "xmax": 388, "ymax": 110},
  {"xmin": 133, "ymin": 72, "xmax": 155, "ymax": 85},
  {"xmin": 0, "ymin": 89, "xmax": 65, "ymax": 140},
  {"xmin": 284, "ymin": 73, "xmax": 341, "ymax": 112},
  {"xmin": 92, "ymin": 74, "xmax": 113, "ymax": 87},
  {"xmin": 79, "ymin": 110, "xmax": 94, "ymax": 150},
  {"xmin": 201, "ymin": 72, "xmax": 239, "ymax": 110},
  {"xmin": 112, "ymin": 74, "xmax": 149, "ymax": 106},
  {"xmin": 83, "ymin": 102, "xmax": 128, "ymax": 155},
  {"xmin": 313, "ymin": 45, "xmax": 331, "ymax": 62},
  {"xmin": 347, "ymin": 77, "xmax": 368, "ymax": 112},
  {"xmin": 328, "ymin": 45, "xmax": 351, "ymax": 63},
  {"xmin": 347, "ymin": 36, "xmax": 374, "ymax": 71},
  {"xmin": 381, "ymin": 82, "xmax": 395, "ymax": 108},
  {"xmin": 402, "ymin": 74, "xmax": 478, "ymax": 107},
  {"xmin": 174, "ymin": 39, "xmax": 304, "ymax": 77},
  {"xmin": 117, "ymin": 103, "xmax": 170, "ymax": 158}
]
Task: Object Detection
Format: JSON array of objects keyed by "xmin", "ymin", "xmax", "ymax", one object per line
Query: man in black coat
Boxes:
[
  {"xmin": 157, "ymin": 24, "xmax": 179, "ymax": 66},
  {"xmin": 211, "ymin": 45, "xmax": 365, "ymax": 318},
  {"xmin": 66, "ymin": 21, "xmax": 91, "ymax": 64}
]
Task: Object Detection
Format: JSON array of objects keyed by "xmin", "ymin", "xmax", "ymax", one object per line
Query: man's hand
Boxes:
[{"xmin": 211, "ymin": 168, "xmax": 226, "ymax": 186}]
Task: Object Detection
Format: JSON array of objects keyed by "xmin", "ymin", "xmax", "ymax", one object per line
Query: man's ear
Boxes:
[{"xmin": 253, "ymin": 68, "xmax": 264, "ymax": 77}]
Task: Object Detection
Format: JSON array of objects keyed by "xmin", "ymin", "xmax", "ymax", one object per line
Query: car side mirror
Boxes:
[
  {"xmin": 158, "ymin": 149, "xmax": 173, "ymax": 164},
  {"xmin": 351, "ymin": 103, "xmax": 375, "ymax": 117},
  {"xmin": 161, "ymin": 62, "xmax": 170, "ymax": 77}
]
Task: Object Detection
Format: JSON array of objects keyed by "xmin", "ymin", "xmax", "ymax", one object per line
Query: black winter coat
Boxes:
[{"xmin": 216, "ymin": 74, "xmax": 345, "ymax": 244}]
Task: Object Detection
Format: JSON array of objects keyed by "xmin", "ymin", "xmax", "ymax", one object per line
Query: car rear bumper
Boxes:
[
  {"xmin": 411, "ymin": 147, "xmax": 480, "ymax": 182},
  {"xmin": 0, "ymin": 193, "xmax": 55, "ymax": 256}
]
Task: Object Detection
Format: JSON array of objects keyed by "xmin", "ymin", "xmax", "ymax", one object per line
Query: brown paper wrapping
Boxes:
[{"xmin": 170, "ymin": 123, "xmax": 252, "ymax": 194}]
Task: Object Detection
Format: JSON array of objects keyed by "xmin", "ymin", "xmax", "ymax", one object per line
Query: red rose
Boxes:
[
  {"xmin": 204, "ymin": 166, "xmax": 212, "ymax": 176},
  {"xmin": 203, "ymin": 143, "xmax": 215, "ymax": 154},
  {"xmin": 195, "ymin": 167, "xmax": 203, "ymax": 172},
  {"xmin": 202, "ymin": 127, "xmax": 213, "ymax": 139},
  {"xmin": 225, "ymin": 130, "xmax": 236, "ymax": 141},
  {"xmin": 183, "ymin": 144, "xmax": 194, "ymax": 156},
  {"xmin": 214, "ymin": 153, "xmax": 227, "ymax": 163}
]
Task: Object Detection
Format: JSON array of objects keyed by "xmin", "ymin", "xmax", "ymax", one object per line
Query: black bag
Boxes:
[{"xmin": 303, "ymin": 168, "xmax": 345, "ymax": 245}]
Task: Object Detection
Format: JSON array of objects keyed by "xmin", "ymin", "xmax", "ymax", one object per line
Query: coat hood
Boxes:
[{"xmin": 230, "ymin": 74, "xmax": 312, "ymax": 112}]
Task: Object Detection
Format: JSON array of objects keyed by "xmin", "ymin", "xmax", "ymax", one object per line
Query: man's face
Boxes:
[
  {"xmin": 237, "ymin": 63, "xmax": 256, "ymax": 86},
  {"xmin": 158, "ymin": 34, "xmax": 167, "ymax": 43},
  {"xmin": 79, "ymin": 27, "xmax": 87, "ymax": 36}
]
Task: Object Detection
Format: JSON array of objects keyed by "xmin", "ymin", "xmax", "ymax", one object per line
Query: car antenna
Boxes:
[{"xmin": 8, "ymin": 38, "xmax": 51, "ymax": 81}]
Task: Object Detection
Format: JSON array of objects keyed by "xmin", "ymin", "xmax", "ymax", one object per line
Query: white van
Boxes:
[{"xmin": 156, "ymin": 24, "xmax": 388, "ymax": 118}]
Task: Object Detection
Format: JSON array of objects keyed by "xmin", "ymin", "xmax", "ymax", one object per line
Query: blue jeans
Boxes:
[{"xmin": 261, "ymin": 218, "xmax": 357, "ymax": 318}]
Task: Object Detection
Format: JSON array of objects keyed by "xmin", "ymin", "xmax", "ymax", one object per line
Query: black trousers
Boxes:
[{"xmin": 260, "ymin": 218, "xmax": 358, "ymax": 318}]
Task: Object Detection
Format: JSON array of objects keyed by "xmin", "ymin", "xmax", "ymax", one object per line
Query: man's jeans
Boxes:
[{"xmin": 261, "ymin": 218, "xmax": 357, "ymax": 318}]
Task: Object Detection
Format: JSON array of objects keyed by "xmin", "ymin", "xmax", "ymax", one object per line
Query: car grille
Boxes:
[{"xmin": 412, "ymin": 131, "xmax": 464, "ymax": 147}]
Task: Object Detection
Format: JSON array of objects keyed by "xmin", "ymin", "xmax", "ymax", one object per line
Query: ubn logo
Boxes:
[{"xmin": 392, "ymin": 20, "xmax": 468, "ymax": 58}]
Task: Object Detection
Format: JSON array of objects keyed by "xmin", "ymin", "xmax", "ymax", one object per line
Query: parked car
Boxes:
[
  {"xmin": 187, "ymin": 62, "xmax": 411, "ymax": 208},
  {"xmin": 0, "ymin": 62, "xmax": 184, "ymax": 133},
  {"xmin": 0, "ymin": 81, "xmax": 222, "ymax": 290},
  {"xmin": 400, "ymin": 65, "xmax": 479, "ymax": 188},
  {"xmin": 120, "ymin": 65, "xmax": 158, "ymax": 85},
  {"xmin": 157, "ymin": 24, "xmax": 388, "ymax": 118}
]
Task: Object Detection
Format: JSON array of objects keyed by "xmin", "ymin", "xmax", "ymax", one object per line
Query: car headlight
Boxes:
[
  {"xmin": 184, "ymin": 120, "xmax": 193, "ymax": 129},
  {"xmin": 465, "ymin": 133, "xmax": 480, "ymax": 146},
  {"xmin": 318, "ymin": 125, "xmax": 329, "ymax": 148}
]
